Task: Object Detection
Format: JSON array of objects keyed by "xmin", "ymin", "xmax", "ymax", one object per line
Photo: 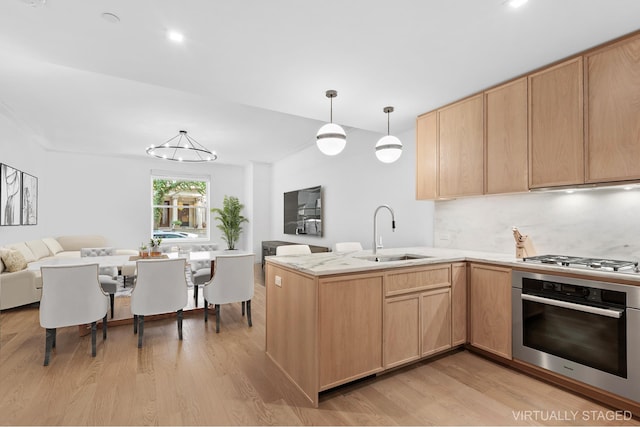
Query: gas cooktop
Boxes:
[{"xmin": 522, "ymin": 254, "xmax": 638, "ymax": 272}]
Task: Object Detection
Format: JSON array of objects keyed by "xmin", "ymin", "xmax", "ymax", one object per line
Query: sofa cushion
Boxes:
[
  {"xmin": 0, "ymin": 248, "xmax": 5, "ymax": 273},
  {"xmin": 42, "ymin": 237, "xmax": 64, "ymax": 255},
  {"xmin": 80, "ymin": 247, "xmax": 115, "ymax": 257},
  {"xmin": 0, "ymin": 249, "xmax": 28, "ymax": 272},
  {"xmin": 8, "ymin": 242, "xmax": 37, "ymax": 263},
  {"xmin": 25, "ymin": 239, "xmax": 52, "ymax": 260}
]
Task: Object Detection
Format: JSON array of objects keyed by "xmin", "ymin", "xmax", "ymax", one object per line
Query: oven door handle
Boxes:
[{"xmin": 521, "ymin": 294, "xmax": 623, "ymax": 318}]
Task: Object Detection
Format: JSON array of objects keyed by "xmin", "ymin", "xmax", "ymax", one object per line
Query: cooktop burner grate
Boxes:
[{"xmin": 522, "ymin": 255, "xmax": 638, "ymax": 271}]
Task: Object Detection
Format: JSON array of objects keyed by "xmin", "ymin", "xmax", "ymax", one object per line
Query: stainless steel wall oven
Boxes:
[{"xmin": 512, "ymin": 270, "xmax": 640, "ymax": 402}]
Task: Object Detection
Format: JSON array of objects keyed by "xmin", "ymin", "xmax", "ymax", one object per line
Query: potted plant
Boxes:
[
  {"xmin": 139, "ymin": 243, "xmax": 148, "ymax": 258},
  {"xmin": 171, "ymin": 220, "xmax": 182, "ymax": 230},
  {"xmin": 211, "ymin": 195, "xmax": 248, "ymax": 250},
  {"xmin": 149, "ymin": 237, "xmax": 162, "ymax": 256}
]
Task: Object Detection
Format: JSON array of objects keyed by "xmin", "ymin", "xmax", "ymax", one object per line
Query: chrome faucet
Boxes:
[{"xmin": 373, "ymin": 205, "xmax": 396, "ymax": 255}]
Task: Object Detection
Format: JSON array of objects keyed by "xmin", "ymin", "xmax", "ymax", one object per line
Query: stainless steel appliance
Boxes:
[{"xmin": 512, "ymin": 268, "xmax": 640, "ymax": 402}]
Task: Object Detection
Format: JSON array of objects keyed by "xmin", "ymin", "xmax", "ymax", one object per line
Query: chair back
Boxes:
[
  {"xmin": 334, "ymin": 242, "xmax": 363, "ymax": 252},
  {"xmin": 81, "ymin": 247, "xmax": 118, "ymax": 277},
  {"xmin": 275, "ymin": 244, "xmax": 311, "ymax": 256},
  {"xmin": 131, "ymin": 258, "xmax": 188, "ymax": 316},
  {"xmin": 40, "ymin": 264, "xmax": 109, "ymax": 329},
  {"xmin": 203, "ymin": 254, "xmax": 254, "ymax": 305}
]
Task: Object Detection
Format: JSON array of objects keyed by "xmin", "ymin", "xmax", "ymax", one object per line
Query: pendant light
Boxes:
[
  {"xmin": 146, "ymin": 130, "xmax": 217, "ymax": 162},
  {"xmin": 375, "ymin": 106, "xmax": 403, "ymax": 163},
  {"xmin": 316, "ymin": 90, "xmax": 347, "ymax": 156}
]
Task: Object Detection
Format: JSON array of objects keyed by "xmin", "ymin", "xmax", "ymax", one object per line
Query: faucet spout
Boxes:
[{"xmin": 373, "ymin": 205, "xmax": 396, "ymax": 255}]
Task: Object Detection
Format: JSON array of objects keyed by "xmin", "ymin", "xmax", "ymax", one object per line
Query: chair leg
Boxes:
[
  {"xmin": 52, "ymin": 328, "xmax": 56, "ymax": 348},
  {"xmin": 103, "ymin": 314, "xmax": 108, "ymax": 340},
  {"xmin": 194, "ymin": 285, "xmax": 199, "ymax": 307},
  {"xmin": 109, "ymin": 294, "xmax": 115, "ymax": 319},
  {"xmin": 204, "ymin": 299, "xmax": 209, "ymax": 322},
  {"xmin": 44, "ymin": 328, "xmax": 55, "ymax": 366},
  {"xmin": 242, "ymin": 301, "xmax": 245, "ymax": 316},
  {"xmin": 178, "ymin": 309, "xmax": 183, "ymax": 340},
  {"xmin": 91, "ymin": 321, "xmax": 97, "ymax": 357},
  {"xmin": 138, "ymin": 315, "xmax": 144, "ymax": 348},
  {"xmin": 133, "ymin": 315, "xmax": 138, "ymax": 334},
  {"xmin": 215, "ymin": 304, "xmax": 220, "ymax": 333},
  {"xmin": 247, "ymin": 300, "xmax": 252, "ymax": 327}
]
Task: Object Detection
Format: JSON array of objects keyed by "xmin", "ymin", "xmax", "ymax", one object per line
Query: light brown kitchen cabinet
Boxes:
[
  {"xmin": 528, "ymin": 57, "xmax": 584, "ymax": 188},
  {"xmin": 585, "ymin": 34, "xmax": 640, "ymax": 183},
  {"xmin": 438, "ymin": 94, "xmax": 484, "ymax": 197},
  {"xmin": 451, "ymin": 262, "xmax": 467, "ymax": 346},
  {"xmin": 384, "ymin": 293, "xmax": 421, "ymax": 368},
  {"xmin": 469, "ymin": 263, "xmax": 512, "ymax": 360},
  {"xmin": 416, "ymin": 111, "xmax": 438, "ymax": 199},
  {"xmin": 484, "ymin": 78, "xmax": 529, "ymax": 193},
  {"xmin": 318, "ymin": 274, "xmax": 383, "ymax": 390},
  {"xmin": 421, "ymin": 287, "xmax": 451, "ymax": 356}
]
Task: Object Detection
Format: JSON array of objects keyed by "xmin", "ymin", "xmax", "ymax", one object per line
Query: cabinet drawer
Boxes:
[{"xmin": 385, "ymin": 265, "xmax": 451, "ymax": 296}]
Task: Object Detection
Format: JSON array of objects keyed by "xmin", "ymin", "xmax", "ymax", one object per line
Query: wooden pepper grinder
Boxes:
[{"xmin": 512, "ymin": 226, "xmax": 536, "ymax": 259}]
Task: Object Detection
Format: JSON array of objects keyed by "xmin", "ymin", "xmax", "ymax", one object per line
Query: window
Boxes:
[{"xmin": 151, "ymin": 172, "xmax": 210, "ymax": 241}]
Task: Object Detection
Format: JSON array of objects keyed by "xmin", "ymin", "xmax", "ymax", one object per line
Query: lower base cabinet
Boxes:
[
  {"xmin": 469, "ymin": 263, "xmax": 512, "ymax": 359},
  {"xmin": 421, "ymin": 287, "xmax": 452, "ymax": 356}
]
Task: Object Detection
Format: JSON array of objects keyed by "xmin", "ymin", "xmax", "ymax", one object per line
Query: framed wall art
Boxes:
[
  {"xmin": 1, "ymin": 163, "xmax": 22, "ymax": 226},
  {"xmin": 22, "ymin": 171, "xmax": 38, "ymax": 225}
]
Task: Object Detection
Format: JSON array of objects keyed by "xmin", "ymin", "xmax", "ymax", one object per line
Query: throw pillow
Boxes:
[
  {"xmin": 0, "ymin": 249, "xmax": 28, "ymax": 273},
  {"xmin": 42, "ymin": 237, "xmax": 64, "ymax": 255}
]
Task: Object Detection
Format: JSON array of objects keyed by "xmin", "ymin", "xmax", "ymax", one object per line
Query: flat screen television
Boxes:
[{"xmin": 283, "ymin": 185, "xmax": 322, "ymax": 236}]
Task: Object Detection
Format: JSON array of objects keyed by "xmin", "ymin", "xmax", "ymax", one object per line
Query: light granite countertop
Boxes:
[{"xmin": 265, "ymin": 246, "xmax": 640, "ymax": 284}]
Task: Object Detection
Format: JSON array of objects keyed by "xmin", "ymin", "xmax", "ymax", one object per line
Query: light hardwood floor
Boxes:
[{"xmin": 0, "ymin": 273, "xmax": 638, "ymax": 426}]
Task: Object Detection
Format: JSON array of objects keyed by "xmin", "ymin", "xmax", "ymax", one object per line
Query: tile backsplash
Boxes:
[{"xmin": 434, "ymin": 187, "xmax": 640, "ymax": 261}]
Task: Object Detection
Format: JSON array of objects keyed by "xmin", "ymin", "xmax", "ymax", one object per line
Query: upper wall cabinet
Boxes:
[
  {"xmin": 416, "ymin": 112, "xmax": 438, "ymax": 200},
  {"xmin": 438, "ymin": 94, "xmax": 484, "ymax": 198},
  {"xmin": 484, "ymin": 78, "xmax": 529, "ymax": 194},
  {"xmin": 585, "ymin": 34, "xmax": 640, "ymax": 183},
  {"xmin": 528, "ymin": 57, "xmax": 584, "ymax": 188}
]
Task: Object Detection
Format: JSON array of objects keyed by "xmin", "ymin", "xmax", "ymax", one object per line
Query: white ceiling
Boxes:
[{"xmin": 1, "ymin": 0, "xmax": 639, "ymax": 165}]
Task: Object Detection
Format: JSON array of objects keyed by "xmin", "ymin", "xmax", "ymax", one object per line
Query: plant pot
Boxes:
[{"xmin": 150, "ymin": 251, "xmax": 161, "ymax": 257}]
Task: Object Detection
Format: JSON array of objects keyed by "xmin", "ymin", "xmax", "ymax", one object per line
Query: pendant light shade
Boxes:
[
  {"xmin": 317, "ymin": 90, "xmax": 346, "ymax": 156},
  {"xmin": 146, "ymin": 130, "xmax": 217, "ymax": 162},
  {"xmin": 375, "ymin": 106, "xmax": 403, "ymax": 163}
]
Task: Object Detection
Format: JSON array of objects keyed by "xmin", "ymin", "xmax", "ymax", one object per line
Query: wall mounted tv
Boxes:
[{"xmin": 284, "ymin": 185, "xmax": 322, "ymax": 236}]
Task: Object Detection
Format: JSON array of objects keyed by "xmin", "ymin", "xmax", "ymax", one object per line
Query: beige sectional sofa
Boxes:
[{"xmin": 0, "ymin": 235, "xmax": 120, "ymax": 310}]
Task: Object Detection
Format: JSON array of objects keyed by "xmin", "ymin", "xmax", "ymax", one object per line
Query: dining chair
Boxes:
[
  {"xmin": 275, "ymin": 244, "xmax": 311, "ymax": 256},
  {"xmin": 190, "ymin": 259, "xmax": 211, "ymax": 307},
  {"xmin": 39, "ymin": 263, "xmax": 109, "ymax": 366},
  {"xmin": 81, "ymin": 247, "xmax": 118, "ymax": 318},
  {"xmin": 131, "ymin": 258, "xmax": 188, "ymax": 348},
  {"xmin": 202, "ymin": 253, "xmax": 255, "ymax": 333},
  {"xmin": 334, "ymin": 242, "xmax": 363, "ymax": 252}
]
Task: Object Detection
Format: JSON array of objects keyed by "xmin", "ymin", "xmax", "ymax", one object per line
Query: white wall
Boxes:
[
  {"xmin": 434, "ymin": 188, "xmax": 640, "ymax": 260},
  {"xmin": 0, "ymin": 111, "xmax": 248, "ymax": 250},
  {"xmin": 0, "ymin": 110, "xmax": 48, "ymax": 244},
  {"xmin": 271, "ymin": 127, "xmax": 434, "ymax": 251}
]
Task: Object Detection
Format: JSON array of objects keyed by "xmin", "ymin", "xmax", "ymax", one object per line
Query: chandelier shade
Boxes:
[
  {"xmin": 146, "ymin": 130, "xmax": 217, "ymax": 162},
  {"xmin": 375, "ymin": 106, "xmax": 403, "ymax": 163},
  {"xmin": 317, "ymin": 89, "xmax": 347, "ymax": 156}
]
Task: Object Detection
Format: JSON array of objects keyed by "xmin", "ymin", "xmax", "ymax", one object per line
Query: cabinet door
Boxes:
[
  {"xmin": 421, "ymin": 287, "xmax": 451, "ymax": 357},
  {"xmin": 416, "ymin": 112, "xmax": 438, "ymax": 200},
  {"xmin": 451, "ymin": 262, "xmax": 467, "ymax": 346},
  {"xmin": 318, "ymin": 275, "xmax": 383, "ymax": 390},
  {"xmin": 585, "ymin": 34, "xmax": 640, "ymax": 183},
  {"xmin": 438, "ymin": 94, "xmax": 484, "ymax": 197},
  {"xmin": 469, "ymin": 263, "xmax": 512, "ymax": 360},
  {"xmin": 485, "ymin": 78, "xmax": 529, "ymax": 194},
  {"xmin": 528, "ymin": 57, "xmax": 584, "ymax": 188},
  {"xmin": 384, "ymin": 293, "xmax": 421, "ymax": 368}
]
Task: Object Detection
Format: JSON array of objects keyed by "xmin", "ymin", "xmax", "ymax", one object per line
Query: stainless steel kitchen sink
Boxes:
[{"xmin": 356, "ymin": 254, "xmax": 433, "ymax": 262}]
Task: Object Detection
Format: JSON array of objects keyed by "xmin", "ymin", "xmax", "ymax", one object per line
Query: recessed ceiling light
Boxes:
[
  {"xmin": 507, "ymin": 0, "xmax": 528, "ymax": 8},
  {"xmin": 167, "ymin": 30, "xmax": 185, "ymax": 43},
  {"xmin": 101, "ymin": 12, "xmax": 120, "ymax": 24}
]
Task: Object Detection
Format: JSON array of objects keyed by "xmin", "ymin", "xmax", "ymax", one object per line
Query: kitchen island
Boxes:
[
  {"xmin": 264, "ymin": 247, "xmax": 517, "ymax": 407},
  {"xmin": 265, "ymin": 247, "xmax": 640, "ymax": 409}
]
